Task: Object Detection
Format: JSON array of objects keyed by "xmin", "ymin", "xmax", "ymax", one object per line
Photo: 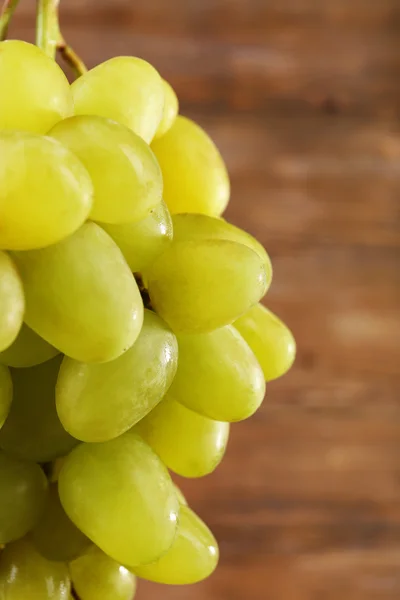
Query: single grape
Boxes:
[
  {"xmin": 0, "ymin": 364, "xmax": 12, "ymax": 429},
  {"xmin": 101, "ymin": 200, "xmax": 173, "ymax": 273},
  {"xmin": 234, "ymin": 304, "xmax": 296, "ymax": 381},
  {"xmin": 50, "ymin": 115, "xmax": 163, "ymax": 224},
  {"xmin": 12, "ymin": 223, "xmax": 144, "ymax": 363},
  {"xmin": 0, "ymin": 323, "xmax": 59, "ymax": 368},
  {"xmin": 151, "ymin": 115, "xmax": 230, "ymax": 215},
  {"xmin": 70, "ymin": 545, "xmax": 137, "ymax": 600},
  {"xmin": 132, "ymin": 505, "xmax": 218, "ymax": 585},
  {"xmin": 0, "ymin": 357, "xmax": 78, "ymax": 463},
  {"xmin": 71, "ymin": 56, "xmax": 164, "ymax": 143},
  {"xmin": 146, "ymin": 239, "xmax": 267, "ymax": 332},
  {"xmin": 32, "ymin": 484, "xmax": 91, "ymax": 562},
  {"xmin": 0, "ymin": 451, "xmax": 48, "ymax": 544},
  {"xmin": 0, "ymin": 538, "xmax": 70, "ymax": 599},
  {"xmin": 0, "ymin": 132, "xmax": 93, "ymax": 250},
  {"xmin": 135, "ymin": 395, "xmax": 229, "ymax": 478},
  {"xmin": 153, "ymin": 79, "xmax": 179, "ymax": 139},
  {"xmin": 168, "ymin": 325, "xmax": 265, "ymax": 422},
  {"xmin": 173, "ymin": 484, "xmax": 188, "ymax": 506},
  {"xmin": 0, "ymin": 251, "xmax": 24, "ymax": 352},
  {"xmin": 58, "ymin": 432, "xmax": 179, "ymax": 567},
  {"xmin": 56, "ymin": 310, "xmax": 178, "ymax": 442},
  {"xmin": 0, "ymin": 40, "xmax": 73, "ymax": 134}
]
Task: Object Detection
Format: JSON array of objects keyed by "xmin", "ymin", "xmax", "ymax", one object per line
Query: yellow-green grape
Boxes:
[
  {"xmin": 12, "ymin": 223, "xmax": 143, "ymax": 363},
  {"xmin": 0, "ymin": 357, "xmax": 78, "ymax": 463},
  {"xmin": 0, "ymin": 452, "xmax": 48, "ymax": 544},
  {"xmin": 50, "ymin": 115, "xmax": 162, "ymax": 224},
  {"xmin": 174, "ymin": 484, "xmax": 188, "ymax": 506},
  {"xmin": 71, "ymin": 57, "xmax": 164, "ymax": 143},
  {"xmin": 101, "ymin": 200, "xmax": 173, "ymax": 273},
  {"xmin": 234, "ymin": 304, "xmax": 296, "ymax": 381},
  {"xmin": 132, "ymin": 505, "xmax": 218, "ymax": 585},
  {"xmin": 0, "ymin": 538, "xmax": 70, "ymax": 599},
  {"xmin": 168, "ymin": 326, "xmax": 265, "ymax": 422},
  {"xmin": 153, "ymin": 79, "xmax": 179, "ymax": 139},
  {"xmin": 0, "ymin": 132, "xmax": 93, "ymax": 251},
  {"xmin": 135, "ymin": 395, "xmax": 229, "ymax": 478},
  {"xmin": 151, "ymin": 116, "xmax": 230, "ymax": 216},
  {"xmin": 0, "ymin": 40, "xmax": 73, "ymax": 134},
  {"xmin": 58, "ymin": 432, "xmax": 179, "ymax": 567},
  {"xmin": 0, "ymin": 365, "xmax": 12, "ymax": 429},
  {"xmin": 172, "ymin": 213, "xmax": 272, "ymax": 282},
  {"xmin": 146, "ymin": 240, "xmax": 267, "ymax": 333},
  {"xmin": 0, "ymin": 251, "xmax": 24, "ymax": 352},
  {"xmin": 70, "ymin": 546, "xmax": 137, "ymax": 600},
  {"xmin": 0, "ymin": 324, "xmax": 59, "ymax": 368},
  {"xmin": 56, "ymin": 310, "xmax": 178, "ymax": 442},
  {"xmin": 32, "ymin": 484, "xmax": 91, "ymax": 562}
]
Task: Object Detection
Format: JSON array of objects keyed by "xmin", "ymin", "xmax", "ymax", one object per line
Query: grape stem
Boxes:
[{"xmin": 0, "ymin": 0, "xmax": 21, "ymax": 41}]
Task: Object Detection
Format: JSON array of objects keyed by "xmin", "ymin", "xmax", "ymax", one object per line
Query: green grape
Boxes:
[
  {"xmin": 0, "ymin": 365, "xmax": 12, "ymax": 429},
  {"xmin": 71, "ymin": 57, "xmax": 164, "ymax": 143},
  {"xmin": 132, "ymin": 505, "xmax": 218, "ymax": 585},
  {"xmin": 101, "ymin": 200, "xmax": 173, "ymax": 273},
  {"xmin": 154, "ymin": 79, "xmax": 179, "ymax": 139},
  {"xmin": 0, "ymin": 452, "xmax": 48, "ymax": 544},
  {"xmin": 135, "ymin": 395, "xmax": 229, "ymax": 478},
  {"xmin": 56, "ymin": 310, "xmax": 178, "ymax": 442},
  {"xmin": 70, "ymin": 546, "xmax": 137, "ymax": 600},
  {"xmin": 0, "ymin": 132, "xmax": 93, "ymax": 251},
  {"xmin": 0, "ymin": 357, "xmax": 78, "ymax": 463},
  {"xmin": 174, "ymin": 484, "xmax": 188, "ymax": 506},
  {"xmin": 168, "ymin": 325, "xmax": 265, "ymax": 422},
  {"xmin": 50, "ymin": 115, "xmax": 162, "ymax": 224},
  {"xmin": 234, "ymin": 304, "xmax": 296, "ymax": 381},
  {"xmin": 12, "ymin": 223, "xmax": 143, "ymax": 363},
  {"xmin": 32, "ymin": 484, "xmax": 91, "ymax": 562},
  {"xmin": 146, "ymin": 240, "xmax": 267, "ymax": 333},
  {"xmin": 151, "ymin": 115, "xmax": 230, "ymax": 216},
  {"xmin": 58, "ymin": 432, "xmax": 179, "ymax": 567},
  {"xmin": 0, "ymin": 40, "xmax": 73, "ymax": 134},
  {"xmin": 0, "ymin": 538, "xmax": 70, "ymax": 599},
  {"xmin": 0, "ymin": 323, "xmax": 59, "ymax": 368},
  {"xmin": 172, "ymin": 213, "xmax": 272, "ymax": 281},
  {"xmin": 0, "ymin": 251, "xmax": 24, "ymax": 352}
]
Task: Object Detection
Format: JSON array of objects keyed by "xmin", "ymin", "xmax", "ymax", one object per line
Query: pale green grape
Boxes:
[
  {"xmin": 0, "ymin": 132, "xmax": 93, "ymax": 250},
  {"xmin": 0, "ymin": 452, "xmax": 48, "ymax": 544},
  {"xmin": 12, "ymin": 223, "xmax": 143, "ymax": 363},
  {"xmin": 135, "ymin": 395, "xmax": 229, "ymax": 478},
  {"xmin": 101, "ymin": 200, "xmax": 173, "ymax": 273},
  {"xmin": 0, "ymin": 365, "xmax": 12, "ymax": 429},
  {"xmin": 146, "ymin": 240, "xmax": 267, "ymax": 332},
  {"xmin": 0, "ymin": 357, "xmax": 78, "ymax": 463},
  {"xmin": 56, "ymin": 310, "xmax": 178, "ymax": 442},
  {"xmin": 71, "ymin": 57, "xmax": 164, "ymax": 143},
  {"xmin": 132, "ymin": 505, "xmax": 218, "ymax": 585},
  {"xmin": 50, "ymin": 115, "xmax": 162, "ymax": 224},
  {"xmin": 0, "ymin": 323, "xmax": 59, "ymax": 368},
  {"xmin": 0, "ymin": 40, "xmax": 73, "ymax": 134},
  {"xmin": 70, "ymin": 546, "xmax": 137, "ymax": 600},
  {"xmin": 168, "ymin": 325, "xmax": 265, "ymax": 422},
  {"xmin": 174, "ymin": 484, "xmax": 188, "ymax": 506},
  {"xmin": 32, "ymin": 484, "xmax": 90, "ymax": 562},
  {"xmin": 172, "ymin": 213, "xmax": 272, "ymax": 282},
  {"xmin": 234, "ymin": 304, "xmax": 296, "ymax": 381},
  {"xmin": 0, "ymin": 251, "xmax": 24, "ymax": 352},
  {"xmin": 154, "ymin": 79, "xmax": 179, "ymax": 139},
  {"xmin": 58, "ymin": 432, "xmax": 179, "ymax": 567},
  {"xmin": 0, "ymin": 538, "xmax": 70, "ymax": 599},
  {"xmin": 151, "ymin": 116, "xmax": 230, "ymax": 215}
]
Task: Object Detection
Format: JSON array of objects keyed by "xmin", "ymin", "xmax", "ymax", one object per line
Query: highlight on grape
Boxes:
[{"xmin": 0, "ymin": 0, "xmax": 296, "ymax": 597}]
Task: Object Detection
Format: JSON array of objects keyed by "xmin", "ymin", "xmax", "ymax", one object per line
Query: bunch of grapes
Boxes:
[{"xmin": 0, "ymin": 27, "xmax": 295, "ymax": 600}]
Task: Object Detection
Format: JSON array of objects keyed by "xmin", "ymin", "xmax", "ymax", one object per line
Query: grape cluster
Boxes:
[{"xmin": 0, "ymin": 39, "xmax": 295, "ymax": 599}]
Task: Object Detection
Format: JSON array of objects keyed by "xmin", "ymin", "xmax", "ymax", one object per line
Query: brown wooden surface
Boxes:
[{"xmin": 14, "ymin": 1, "xmax": 400, "ymax": 598}]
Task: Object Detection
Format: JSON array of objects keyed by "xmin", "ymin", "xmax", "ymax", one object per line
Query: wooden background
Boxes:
[{"xmin": 13, "ymin": 1, "xmax": 400, "ymax": 598}]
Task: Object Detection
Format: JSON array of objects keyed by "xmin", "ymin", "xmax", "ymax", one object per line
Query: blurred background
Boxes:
[{"xmin": 13, "ymin": 1, "xmax": 400, "ymax": 598}]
